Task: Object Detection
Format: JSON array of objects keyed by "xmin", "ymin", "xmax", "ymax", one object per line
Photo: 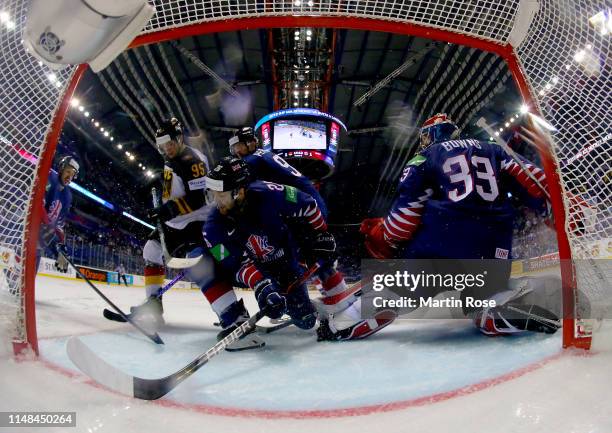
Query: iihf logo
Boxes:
[{"xmin": 246, "ymin": 235, "xmax": 274, "ymax": 260}]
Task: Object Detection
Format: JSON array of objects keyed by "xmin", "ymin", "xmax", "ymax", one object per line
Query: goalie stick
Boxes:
[
  {"xmin": 151, "ymin": 187, "xmax": 203, "ymax": 269},
  {"xmin": 58, "ymin": 250, "xmax": 164, "ymax": 345},
  {"xmin": 103, "ymin": 270, "xmax": 185, "ymax": 323},
  {"xmin": 67, "ymin": 263, "xmax": 320, "ymax": 400}
]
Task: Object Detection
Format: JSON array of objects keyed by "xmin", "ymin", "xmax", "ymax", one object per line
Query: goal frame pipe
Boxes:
[
  {"xmin": 16, "ymin": 64, "xmax": 88, "ymax": 356},
  {"xmin": 19, "ymin": 15, "xmax": 582, "ymax": 355}
]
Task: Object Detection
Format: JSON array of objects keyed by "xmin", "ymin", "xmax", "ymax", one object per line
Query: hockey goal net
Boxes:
[{"xmin": 0, "ymin": 0, "xmax": 609, "ymax": 355}]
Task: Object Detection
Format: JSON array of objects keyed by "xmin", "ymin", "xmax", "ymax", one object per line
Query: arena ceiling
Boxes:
[{"xmin": 63, "ymin": 27, "xmax": 523, "ymax": 224}]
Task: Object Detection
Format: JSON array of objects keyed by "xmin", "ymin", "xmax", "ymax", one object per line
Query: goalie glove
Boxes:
[{"xmin": 359, "ymin": 218, "xmax": 396, "ymax": 259}]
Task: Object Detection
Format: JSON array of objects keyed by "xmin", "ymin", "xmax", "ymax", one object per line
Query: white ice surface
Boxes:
[{"xmin": 0, "ymin": 275, "xmax": 611, "ymax": 433}]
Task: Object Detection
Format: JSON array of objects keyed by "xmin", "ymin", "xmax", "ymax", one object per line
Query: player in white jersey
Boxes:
[{"xmin": 129, "ymin": 118, "xmax": 213, "ymax": 322}]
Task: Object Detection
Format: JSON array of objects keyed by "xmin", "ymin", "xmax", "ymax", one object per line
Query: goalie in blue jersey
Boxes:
[{"xmin": 361, "ymin": 114, "xmax": 561, "ymax": 336}]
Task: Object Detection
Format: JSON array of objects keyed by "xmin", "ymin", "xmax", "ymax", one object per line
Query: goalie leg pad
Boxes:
[{"xmin": 474, "ymin": 304, "xmax": 560, "ymax": 336}]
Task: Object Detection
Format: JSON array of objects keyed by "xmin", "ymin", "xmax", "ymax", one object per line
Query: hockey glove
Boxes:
[
  {"xmin": 360, "ymin": 218, "xmax": 396, "ymax": 259},
  {"xmin": 254, "ymin": 278, "xmax": 287, "ymax": 319},
  {"xmin": 309, "ymin": 231, "xmax": 337, "ymax": 262},
  {"xmin": 147, "ymin": 201, "xmax": 180, "ymax": 223},
  {"xmin": 54, "ymin": 243, "xmax": 69, "ymax": 273}
]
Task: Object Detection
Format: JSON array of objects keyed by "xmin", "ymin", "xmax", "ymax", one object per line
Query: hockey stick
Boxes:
[
  {"xmin": 151, "ymin": 187, "xmax": 203, "ymax": 269},
  {"xmin": 103, "ymin": 270, "xmax": 186, "ymax": 323},
  {"xmin": 58, "ymin": 250, "xmax": 164, "ymax": 345},
  {"xmin": 66, "ymin": 263, "xmax": 320, "ymax": 400},
  {"xmin": 255, "ymin": 317, "xmax": 294, "ymax": 334}
]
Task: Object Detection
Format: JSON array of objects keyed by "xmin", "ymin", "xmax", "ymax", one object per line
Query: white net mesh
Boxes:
[
  {"xmin": 0, "ymin": 0, "xmax": 75, "ymax": 350},
  {"xmin": 517, "ymin": 0, "xmax": 612, "ymax": 334},
  {"xmin": 1, "ymin": 0, "xmax": 609, "ymax": 351}
]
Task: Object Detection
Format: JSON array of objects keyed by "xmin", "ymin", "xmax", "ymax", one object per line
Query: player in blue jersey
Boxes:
[
  {"xmin": 228, "ymin": 126, "xmax": 328, "ymax": 217},
  {"xmin": 38, "ymin": 155, "xmax": 79, "ymax": 273},
  {"xmin": 361, "ymin": 114, "xmax": 560, "ymax": 336},
  {"xmin": 203, "ymin": 157, "xmax": 393, "ymax": 341}
]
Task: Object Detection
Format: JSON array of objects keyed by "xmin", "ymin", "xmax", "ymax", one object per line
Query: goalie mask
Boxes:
[{"xmin": 419, "ymin": 113, "xmax": 460, "ymax": 151}]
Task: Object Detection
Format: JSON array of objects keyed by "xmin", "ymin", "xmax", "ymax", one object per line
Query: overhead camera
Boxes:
[{"xmin": 22, "ymin": 0, "xmax": 155, "ymax": 72}]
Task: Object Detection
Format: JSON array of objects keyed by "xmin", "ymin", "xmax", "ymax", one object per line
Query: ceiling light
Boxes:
[
  {"xmin": 293, "ymin": 102, "xmax": 298, "ymax": 106},
  {"xmin": 294, "ymin": 36, "xmax": 299, "ymax": 41},
  {"xmin": 294, "ymin": 0, "xmax": 301, "ymax": 5},
  {"xmin": 294, "ymin": 30, "xmax": 300, "ymax": 36},
  {"xmin": 78, "ymin": 105, "xmax": 84, "ymax": 111},
  {"xmin": 70, "ymin": 98, "xmax": 79, "ymax": 107},
  {"xmin": 142, "ymin": 166, "xmax": 146, "ymax": 171},
  {"xmin": 307, "ymin": 0, "xmax": 313, "ymax": 6},
  {"xmin": 574, "ymin": 49, "xmax": 586, "ymax": 62},
  {"xmin": 519, "ymin": 104, "xmax": 529, "ymax": 114},
  {"xmin": 306, "ymin": 29, "xmax": 312, "ymax": 36},
  {"xmin": 84, "ymin": 111, "xmax": 89, "ymax": 117},
  {"xmin": 505, "ymin": 122, "xmax": 509, "ymax": 127},
  {"xmin": 294, "ymin": 91, "xmax": 299, "ymax": 97},
  {"xmin": 129, "ymin": 155, "xmax": 135, "ymax": 161},
  {"xmin": 304, "ymin": 103, "xmax": 309, "ymax": 107},
  {"xmin": 47, "ymin": 73, "xmax": 57, "ymax": 83},
  {"xmin": 306, "ymin": 36, "xmax": 312, "ymax": 41},
  {"xmin": 495, "ymin": 132, "xmax": 500, "ymax": 137},
  {"xmin": 95, "ymin": 122, "xmax": 100, "ymax": 127},
  {"xmin": 125, "ymin": 151, "xmax": 131, "ymax": 157},
  {"xmin": 100, "ymin": 127, "xmax": 105, "ymax": 132},
  {"xmin": 0, "ymin": 12, "xmax": 9, "ymax": 23},
  {"xmin": 110, "ymin": 137, "xmax": 114, "ymax": 141},
  {"xmin": 104, "ymin": 131, "xmax": 109, "ymax": 137},
  {"xmin": 146, "ymin": 170, "xmax": 153, "ymax": 176},
  {"xmin": 117, "ymin": 144, "xmax": 123, "ymax": 149},
  {"xmin": 5, "ymin": 20, "xmax": 15, "ymax": 30},
  {"xmin": 294, "ymin": 83, "xmax": 298, "ymax": 88}
]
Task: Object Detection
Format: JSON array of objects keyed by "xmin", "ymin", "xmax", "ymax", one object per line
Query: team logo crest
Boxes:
[{"xmin": 246, "ymin": 235, "xmax": 274, "ymax": 260}]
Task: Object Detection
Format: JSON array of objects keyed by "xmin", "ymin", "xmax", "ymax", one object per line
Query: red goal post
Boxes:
[{"xmin": 1, "ymin": 0, "xmax": 608, "ymax": 355}]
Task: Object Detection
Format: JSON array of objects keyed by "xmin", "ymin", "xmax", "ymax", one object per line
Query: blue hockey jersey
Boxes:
[
  {"xmin": 203, "ymin": 180, "xmax": 327, "ymax": 288},
  {"xmin": 41, "ymin": 171, "xmax": 73, "ymax": 243},
  {"xmin": 383, "ymin": 139, "xmax": 548, "ymax": 259},
  {"xmin": 243, "ymin": 149, "xmax": 328, "ymax": 217}
]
